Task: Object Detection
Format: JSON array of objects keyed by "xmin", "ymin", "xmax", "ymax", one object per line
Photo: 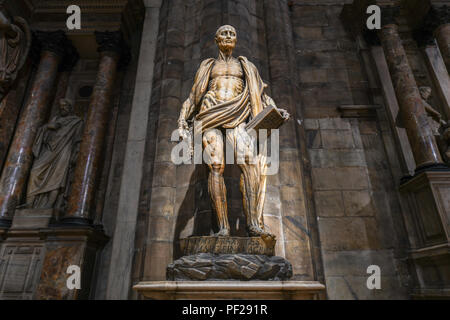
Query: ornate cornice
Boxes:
[
  {"xmin": 29, "ymin": 0, "xmax": 129, "ymax": 12},
  {"xmin": 381, "ymin": 6, "xmax": 400, "ymax": 26},
  {"xmin": 95, "ymin": 30, "xmax": 130, "ymax": 67},
  {"xmin": 426, "ymin": 5, "xmax": 450, "ymax": 31},
  {"xmin": 28, "ymin": 0, "xmax": 144, "ymax": 41},
  {"xmin": 32, "ymin": 30, "xmax": 79, "ymax": 69},
  {"xmin": 34, "ymin": 30, "xmax": 68, "ymax": 57},
  {"xmin": 414, "ymin": 5, "xmax": 450, "ymax": 47}
]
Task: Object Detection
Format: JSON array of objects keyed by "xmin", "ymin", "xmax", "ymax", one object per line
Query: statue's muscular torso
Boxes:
[{"xmin": 201, "ymin": 57, "xmax": 244, "ymax": 112}]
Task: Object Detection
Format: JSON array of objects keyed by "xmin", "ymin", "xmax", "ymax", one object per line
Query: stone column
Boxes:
[
  {"xmin": 435, "ymin": 24, "xmax": 450, "ymax": 72},
  {"xmin": 64, "ymin": 31, "xmax": 125, "ymax": 225},
  {"xmin": 0, "ymin": 60, "xmax": 32, "ymax": 171},
  {"xmin": 0, "ymin": 31, "xmax": 69, "ymax": 228},
  {"xmin": 431, "ymin": 6, "xmax": 450, "ymax": 73},
  {"xmin": 378, "ymin": 7, "xmax": 443, "ymax": 170}
]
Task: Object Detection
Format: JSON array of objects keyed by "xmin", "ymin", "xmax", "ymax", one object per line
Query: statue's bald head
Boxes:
[
  {"xmin": 215, "ymin": 25, "xmax": 237, "ymax": 53},
  {"xmin": 215, "ymin": 25, "xmax": 236, "ymax": 38}
]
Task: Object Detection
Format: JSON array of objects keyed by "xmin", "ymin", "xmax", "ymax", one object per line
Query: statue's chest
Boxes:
[{"xmin": 211, "ymin": 60, "xmax": 243, "ymax": 79}]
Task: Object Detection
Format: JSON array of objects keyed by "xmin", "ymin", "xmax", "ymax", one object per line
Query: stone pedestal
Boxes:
[
  {"xmin": 400, "ymin": 171, "xmax": 450, "ymax": 298},
  {"xmin": 167, "ymin": 253, "xmax": 292, "ymax": 281},
  {"xmin": 34, "ymin": 226, "xmax": 108, "ymax": 300},
  {"xmin": 133, "ymin": 281, "xmax": 326, "ymax": 300},
  {"xmin": 11, "ymin": 209, "xmax": 54, "ymax": 229},
  {"xmin": 134, "ymin": 234, "xmax": 324, "ymax": 299},
  {"xmin": 171, "ymin": 237, "xmax": 289, "ymax": 281},
  {"xmin": 0, "ymin": 209, "xmax": 108, "ymax": 299}
]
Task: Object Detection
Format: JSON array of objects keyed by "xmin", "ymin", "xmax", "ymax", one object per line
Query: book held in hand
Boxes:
[{"xmin": 245, "ymin": 105, "xmax": 287, "ymax": 132}]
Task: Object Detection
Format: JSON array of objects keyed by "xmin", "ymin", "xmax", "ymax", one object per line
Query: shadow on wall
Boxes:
[{"xmin": 172, "ymin": 162, "xmax": 247, "ymax": 260}]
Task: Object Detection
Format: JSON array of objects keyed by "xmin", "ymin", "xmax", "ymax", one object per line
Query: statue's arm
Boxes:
[
  {"xmin": 0, "ymin": 11, "xmax": 17, "ymax": 39},
  {"xmin": 178, "ymin": 59, "xmax": 212, "ymax": 134},
  {"xmin": 261, "ymin": 84, "xmax": 291, "ymax": 121},
  {"xmin": 245, "ymin": 57, "xmax": 290, "ymax": 120},
  {"xmin": 424, "ymin": 102, "xmax": 443, "ymax": 123},
  {"xmin": 178, "ymin": 95, "xmax": 193, "ymax": 130},
  {"xmin": 46, "ymin": 117, "xmax": 61, "ymax": 130}
]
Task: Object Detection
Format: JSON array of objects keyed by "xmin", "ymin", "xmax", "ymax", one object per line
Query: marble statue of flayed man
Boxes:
[
  {"xmin": 0, "ymin": 9, "xmax": 31, "ymax": 102},
  {"xmin": 177, "ymin": 25, "xmax": 289, "ymax": 238},
  {"xmin": 26, "ymin": 99, "xmax": 83, "ymax": 209}
]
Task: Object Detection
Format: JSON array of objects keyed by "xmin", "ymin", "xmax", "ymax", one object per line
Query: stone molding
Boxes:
[
  {"xmin": 338, "ymin": 104, "xmax": 381, "ymax": 118},
  {"xmin": 133, "ymin": 281, "xmax": 326, "ymax": 300}
]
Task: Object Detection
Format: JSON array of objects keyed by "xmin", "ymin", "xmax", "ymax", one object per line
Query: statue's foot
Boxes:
[
  {"xmin": 248, "ymin": 225, "xmax": 276, "ymax": 241},
  {"xmin": 214, "ymin": 228, "xmax": 230, "ymax": 237}
]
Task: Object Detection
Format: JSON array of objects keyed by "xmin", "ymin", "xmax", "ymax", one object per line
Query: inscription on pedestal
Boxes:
[{"xmin": 180, "ymin": 236, "xmax": 276, "ymax": 256}]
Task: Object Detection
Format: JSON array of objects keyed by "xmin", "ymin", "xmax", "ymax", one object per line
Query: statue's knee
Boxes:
[{"xmin": 211, "ymin": 162, "xmax": 225, "ymax": 174}]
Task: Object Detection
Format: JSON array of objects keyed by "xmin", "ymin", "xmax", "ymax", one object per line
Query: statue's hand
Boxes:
[
  {"xmin": 178, "ymin": 119, "xmax": 194, "ymax": 157},
  {"xmin": 277, "ymin": 108, "xmax": 290, "ymax": 121},
  {"xmin": 47, "ymin": 123, "xmax": 60, "ymax": 130},
  {"xmin": 178, "ymin": 119, "xmax": 190, "ymax": 140}
]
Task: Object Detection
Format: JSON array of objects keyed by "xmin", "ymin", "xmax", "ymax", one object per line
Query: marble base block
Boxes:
[{"xmin": 167, "ymin": 253, "xmax": 292, "ymax": 281}]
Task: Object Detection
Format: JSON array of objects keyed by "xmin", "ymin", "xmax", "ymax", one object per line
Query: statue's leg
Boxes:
[
  {"xmin": 239, "ymin": 162, "xmax": 272, "ymax": 237},
  {"xmin": 232, "ymin": 125, "xmax": 274, "ymax": 239},
  {"xmin": 203, "ymin": 129, "xmax": 229, "ymax": 236},
  {"xmin": 47, "ymin": 189, "xmax": 59, "ymax": 209},
  {"xmin": 33, "ymin": 194, "xmax": 47, "ymax": 209}
]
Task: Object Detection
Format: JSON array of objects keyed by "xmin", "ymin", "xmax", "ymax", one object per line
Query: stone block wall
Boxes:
[
  {"xmin": 305, "ymin": 118, "xmax": 409, "ymax": 298},
  {"xmin": 292, "ymin": 1, "xmax": 411, "ymax": 298}
]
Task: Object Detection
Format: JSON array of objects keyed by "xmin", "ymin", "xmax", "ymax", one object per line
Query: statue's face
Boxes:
[
  {"xmin": 420, "ymin": 87, "xmax": 431, "ymax": 100},
  {"xmin": 215, "ymin": 26, "xmax": 237, "ymax": 52},
  {"xmin": 59, "ymin": 99, "xmax": 72, "ymax": 116}
]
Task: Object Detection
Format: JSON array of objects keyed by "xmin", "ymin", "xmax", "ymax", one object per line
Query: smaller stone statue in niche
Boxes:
[
  {"xmin": 26, "ymin": 99, "xmax": 83, "ymax": 209},
  {"xmin": 419, "ymin": 86, "xmax": 450, "ymax": 163},
  {"xmin": 441, "ymin": 123, "xmax": 450, "ymax": 163},
  {"xmin": 0, "ymin": 9, "xmax": 31, "ymax": 102},
  {"xmin": 420, "ymin": 87, "xmax": 445, "ymax": 134}
]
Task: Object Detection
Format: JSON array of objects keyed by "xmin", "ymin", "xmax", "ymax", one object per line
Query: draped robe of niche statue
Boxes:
[
  {"xmin": 178, "ymin": 25, "xmax": 289, "ymax": 238},
  {"xmin": 26, "ymin": 99, "xmax": 83, "ymax": 209},
  {"xmin": 420, "ymin": 86, "xmax": 450, "ymax": 162},
  {"xmin": 0, "ymin": 9, "xmax": 31, "ymax": 102}
]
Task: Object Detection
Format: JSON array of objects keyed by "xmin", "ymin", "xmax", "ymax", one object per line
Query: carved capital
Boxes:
[
  {"xmin": 430, "ymin": 5, "xmax": 450, "ymax": 27},
  {"xmin": 32, "ymin": 30, "xmax": 79, "ymax": 70},
  {"xmin": 363, "ymin": 29, "xmax": 381, "ymax": 46},
  {"xmin": 34, "ymin": 30, "xmax": 68, "ymax": 57},
  {"xmin": 414, "ymin": 5, "xmax": 450, "ymax": 47},
  {"xmin": 381, "ymin": 6, "xmax": 400, "ymax": 27},
  {"xmin": 362, "ymin": 6, "xmax": 400, "ymax": 46},
  {"xmin": 94, "ymin": 30, "xmax": 130, "ymax": 68}
]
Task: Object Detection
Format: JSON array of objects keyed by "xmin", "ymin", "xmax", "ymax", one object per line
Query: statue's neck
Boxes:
[{"xmin": 218, "ymin": 50, "xmax": 233, "ymax": 62}]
